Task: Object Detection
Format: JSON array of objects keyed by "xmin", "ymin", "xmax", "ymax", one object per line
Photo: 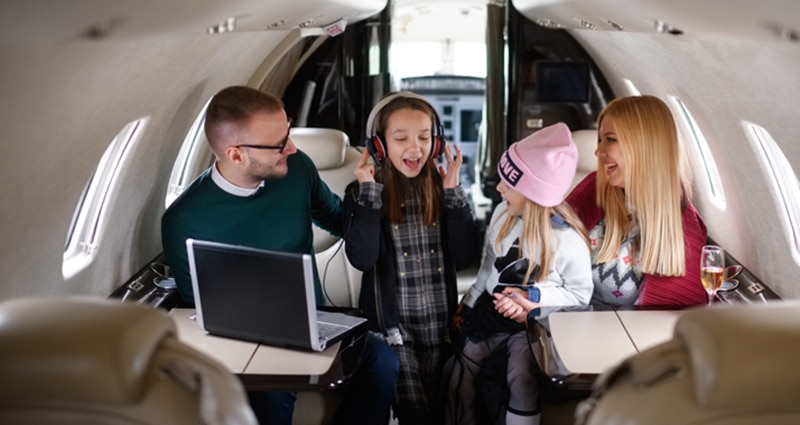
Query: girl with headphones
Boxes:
[{"xmin": 343, "ymin": 92, "xmax": 479, "ymax": 425}]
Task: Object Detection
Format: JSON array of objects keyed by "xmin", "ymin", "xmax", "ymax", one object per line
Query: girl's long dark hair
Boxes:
[{"xmin": 374, "ymin": 96, "xmax": 444, "ymax": 224}]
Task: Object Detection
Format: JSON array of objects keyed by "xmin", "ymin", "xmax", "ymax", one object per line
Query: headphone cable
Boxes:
[{"xmin": 320, "ymin": 237, "xmax": 346, "ymax": 307}]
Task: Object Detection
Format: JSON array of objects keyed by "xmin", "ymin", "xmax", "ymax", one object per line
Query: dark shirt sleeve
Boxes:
[
  {"xmin": 303, "ymin": 152, "xmax": 344, "ymax": 238},
  {"xmin": 343, "ymin": 181, "xmax": 383, "ymax": 271},
  {"xmin": 444, "ymin": 187, "xmax": 479, "ymax": 268},
  {"xmin": 358, "ymin": 181, "xmax": 383, "ymax": 209},
  {"xmin": 161, "ymin": 211, "xmax": 195, "ymax": 304}
]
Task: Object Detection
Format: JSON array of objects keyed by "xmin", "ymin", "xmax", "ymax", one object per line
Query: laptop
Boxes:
[{"xmin": 185, "ymin": 238, "xmax": 367, "ymax": 352}]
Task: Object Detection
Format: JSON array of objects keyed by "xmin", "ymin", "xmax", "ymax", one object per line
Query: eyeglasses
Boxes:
[{"xmin": 236, "ymin": 119, "xmax": 292, "ymax": 154}]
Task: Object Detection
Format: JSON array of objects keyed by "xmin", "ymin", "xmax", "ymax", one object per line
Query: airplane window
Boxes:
[
  {"xmin": 745, "ymin": 122, "xmax": 800, "ymax": 259},
  {"xmin": 165, "ymin": 98, "xmax": 214, "ymax": 208},
  {"xmin": 671, "ymin": 97, "xmax": 726, "ymax": 211},
  {"xmin": 622, "ymin": 78, "xmax": 641, "ymax": 96},
  {"xmin": 390, "ymin": 42, "xmax": 486, "ymax": 82},
  {"xmin": 63, "ymin": 118, "xmax": 150, "ymax": 279}
]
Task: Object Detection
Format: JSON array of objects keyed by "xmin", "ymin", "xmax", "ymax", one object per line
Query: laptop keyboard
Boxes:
[{"xmin": 318, "ymin": 322, "xmax": 347, "ymax": 340}]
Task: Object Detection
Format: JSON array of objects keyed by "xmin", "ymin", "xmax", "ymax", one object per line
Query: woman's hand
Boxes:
[
  {"xmin": 354, "ymin": 149, "xmax": 376, "ymax": 183},
  {"xmin": 439, "ymin": 144, "xmax": 463, "ymax": 189}
]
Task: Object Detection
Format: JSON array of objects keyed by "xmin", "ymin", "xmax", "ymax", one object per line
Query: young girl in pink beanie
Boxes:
[{"xmin": 445, "ymin": 122, "xmax": 592, "ymax": 425}]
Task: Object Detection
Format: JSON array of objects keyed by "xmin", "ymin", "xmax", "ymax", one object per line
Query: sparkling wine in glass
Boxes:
[{"xmin": 700, "ymin": 245, "xmax": 725, "ymax": 305}]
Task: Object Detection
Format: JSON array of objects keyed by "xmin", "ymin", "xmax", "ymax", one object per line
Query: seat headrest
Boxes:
[
  {"xmin": 675, "ymin": 301, "xmax": 800, "ymax": 409},
  {"xmin": 0, "ymin": 297, "xmax": 175, "ymax": 404},
  {"xmin": 571, "ymin": 129, "xmax": 598, "ymax": 173},
  {"xmin": 0, "ymin": 297, "xmax": 257, "ymax": 425},
  {"xmin": 290, "ymin": 128, "xmax": 349, "ymax": 170}
]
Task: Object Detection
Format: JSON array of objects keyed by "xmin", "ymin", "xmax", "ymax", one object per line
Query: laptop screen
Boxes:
[{"xmin": 186, "ymin": 238, "xmax": 317, "ymax": 348}]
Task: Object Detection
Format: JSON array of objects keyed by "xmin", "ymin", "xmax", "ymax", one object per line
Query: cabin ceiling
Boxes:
[
  {"xmin": 512, "ymin": 0, "xmax": 800, "ymax": 41},
  {"xmin": 392, "ymin": 0, "xmax": 799, "ymax": 43},
  {"xmin": 1, "ymin": 0, "xmax": 797, "ymax": 46},
  {"xmin": 0, "ymin": 0, "xmax": 800, "ymax": 46},
  {"xmin": 391, "ymin": 0, "xmax": 489, "ymax": 43},
  {"xmin": 0, "ymin": 0, "xmax": 386, "ymax": 45}
]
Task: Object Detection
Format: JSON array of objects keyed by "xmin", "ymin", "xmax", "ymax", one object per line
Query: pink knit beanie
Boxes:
[{"xmin": 497, "ymin": 122, "xmax": 578, "ymax": 207}]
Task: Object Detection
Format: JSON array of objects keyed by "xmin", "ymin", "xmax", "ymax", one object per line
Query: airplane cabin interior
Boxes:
[{"xmin": 1, "ymin": 0, "xmax": 800, "ymax": 424}]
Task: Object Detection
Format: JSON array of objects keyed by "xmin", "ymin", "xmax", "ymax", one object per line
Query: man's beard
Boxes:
[{"xmin": 247, "ymin": 162, "xmax": 287, "ymax": 184}]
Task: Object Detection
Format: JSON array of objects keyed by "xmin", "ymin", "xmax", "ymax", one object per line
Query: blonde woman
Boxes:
[{"xmin": 566, "ymin": 95, "xmax": 707, "ymax": 306}]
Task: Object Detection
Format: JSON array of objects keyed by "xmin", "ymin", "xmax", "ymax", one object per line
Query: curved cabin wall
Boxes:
[
  {"xmin": 572, "ymin": 30, "xmax": 800, "ymax": 299},
  {"xmin": 0, "ymin": 33, "xmax": 289, "ymax": 299},
  {"xmin": 0, "ymin": 0, "xmax": 385, "ymax": 301}
]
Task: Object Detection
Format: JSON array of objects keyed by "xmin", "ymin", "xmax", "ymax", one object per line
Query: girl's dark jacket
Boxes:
[{"xmin": 342, "ymin": 180, "xmax": 479, "ymax": 334}]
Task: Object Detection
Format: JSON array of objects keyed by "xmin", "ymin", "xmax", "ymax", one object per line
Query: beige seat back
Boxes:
[
  {"xmin": 291, "ymin": 128, "xmax": 371, "ymax": 425},
  {"xmin": 576, "ymin": 301, "xmax": 800, "ymax": 425},
  {"xmin": 291, "ymin": 127, "xmax": 363, "ymax": 308},
  {"xmin": 0, "ymin": 297, "xmax": 256, "ymax": 425},
  {"xmin": 571, "ymin": 129, "xmax": 597, "ymax": 190}
]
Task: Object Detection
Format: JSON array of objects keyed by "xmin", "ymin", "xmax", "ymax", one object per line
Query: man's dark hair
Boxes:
[{"xmin": 204, "ymin": 86, "xmax": 284, "ymax": 149}]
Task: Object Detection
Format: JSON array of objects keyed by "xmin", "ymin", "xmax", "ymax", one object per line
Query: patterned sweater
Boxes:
[{"xmin": 566, "ymin": 171, "xmax": 708, "ymax": 306}]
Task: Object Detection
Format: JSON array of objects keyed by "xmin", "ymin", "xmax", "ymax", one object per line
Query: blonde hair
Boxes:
[
  {"xmin": 494, "ymin": 201, "xmax": 589, "ymax": 284},
  {"xmin": 594, "ymin": 95, "xmax": 691, "ymax": 276}
]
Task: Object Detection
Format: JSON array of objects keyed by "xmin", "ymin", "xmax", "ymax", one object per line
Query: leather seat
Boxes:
[
  {"xmin": 289, "ymin": 127, "xmax": 366, "ymax": 424},
  {"xmin": 575, "ymin": 301, "xmax": 800, "ymax": 425},
  {"xmin": 0, "ymin": 297, "xmax": 256, "ymax": 425},
  {"xmin": 291, "ymin": 127, "xmax": 364, "ymax": 308},
  {"xmin": 570, "ymin": 129, "xmax": 597, "ymax": 190}
]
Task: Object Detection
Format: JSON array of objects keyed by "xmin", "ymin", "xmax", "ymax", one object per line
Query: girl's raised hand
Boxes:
[
  {"xmin": 438, "ymin": 144, "xmax": 463, "ymax": 189},
  {"xmin": 354, "ymin": 149, "xmax": 376, "ymax": 183}
]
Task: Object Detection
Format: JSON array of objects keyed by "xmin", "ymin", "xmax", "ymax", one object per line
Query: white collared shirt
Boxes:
[{"xmin": 210, "ymin": 162, "xmax": 264, "ymax": 197}]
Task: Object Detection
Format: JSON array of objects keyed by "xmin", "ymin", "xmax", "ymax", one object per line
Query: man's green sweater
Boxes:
[{"xmin": 161, "ymin": 151, "xmax": 342, "ymax": 304}]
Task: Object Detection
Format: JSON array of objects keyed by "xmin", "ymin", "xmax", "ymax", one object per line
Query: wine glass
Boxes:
[{"xmin": 700, "ymin": 245, "xmax": 725, "ymax": 305}]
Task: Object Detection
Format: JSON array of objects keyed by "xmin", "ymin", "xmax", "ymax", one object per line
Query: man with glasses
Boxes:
[{"xmin": 161, "ymin": 85, "xmax": 398, "ymax": 425}]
